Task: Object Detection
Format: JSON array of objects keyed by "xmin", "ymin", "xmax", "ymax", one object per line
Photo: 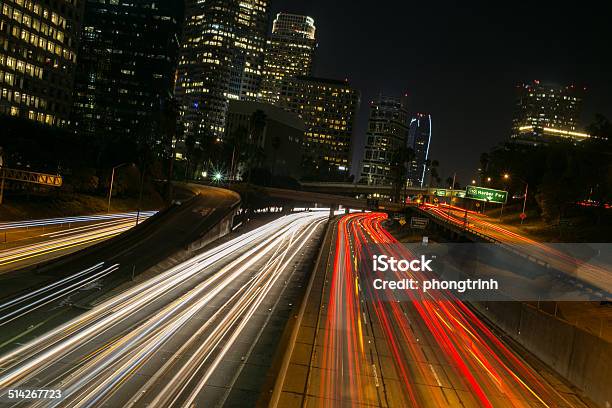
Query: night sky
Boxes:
[{"xmin": 270, "ymin": 0, "xmax": 611, "ymax": 184}]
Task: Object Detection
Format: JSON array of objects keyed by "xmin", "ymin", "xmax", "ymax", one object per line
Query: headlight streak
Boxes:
[
  {"xmin": 0, "ymin": 263, "xmax": 119, "ymax": 327},
  {"xmin": 0, "ymin": 212, "xmax": 157, "ymax": 231},
  {"xmin": 0, "ymin": 211, "xmax": 328, "ymax": 407},
  {"xmin": 0, "ymin": 213, "xmax": 311, "ymax": 374},
  {"xmin": 0, "ymin": 218, "xmax": 151, "ymax": 269}
]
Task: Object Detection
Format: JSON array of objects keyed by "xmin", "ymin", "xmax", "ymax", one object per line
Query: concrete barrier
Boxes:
[
  {"xmin": 475, "ymin": 301, "xmax": 612, "ymax": 408},
  {"xmin": 188, "ymin": 206, "xmax": 237, "ymax": 252}
]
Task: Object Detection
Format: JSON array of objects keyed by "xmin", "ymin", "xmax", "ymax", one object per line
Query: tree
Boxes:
[
  {"xmin": 227, "ymin": 126, "xmax": 249, "ymax": 180},
  {"xmin": 390, "ymin": 146, "xmax": 414, "ymax": 203},
  {"xmin": 270, "ymin": 135, "xmax": 282, "ymax": 176},
  {"xmin": 482, "ymin": 114, "xmax": 612, "ymax": 224},
  {"xmin": 426, "ymin": 159, "xmax": 441, "ymax": 187},
  {"xmin": 247, "ymin": 110, "xmax": 267, "ymax": 183}
]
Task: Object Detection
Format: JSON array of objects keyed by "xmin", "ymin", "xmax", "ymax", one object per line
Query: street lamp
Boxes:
[
  {"xmin": 499, "ymin": 174, "xmax": 511, "ymax": 220},
  {"xmin": 471, "ymin": 179, "xmax": 477, "ymax": 185},
  {"xmin": 107, "ymin": 163, "xmax": 132, "ymax": 213},
  {"xmin": 486, "ymin": 177, "xmax": 492, "ymax": 183},
  {"xmin": 505, "ymin": 174, "xmax": 529, "ymax": 225}
]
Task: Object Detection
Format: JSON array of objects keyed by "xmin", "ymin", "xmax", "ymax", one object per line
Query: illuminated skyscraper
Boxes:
[
  {"xmin": 0, "ymin": 0, "xmax": 85, "ymax": 126},
  {"xmin": 259, "ymin": 13, "xmax": 316, "ymax": 104},
  {"xmin": 279, "ymin": 76, "xmax": 359, "ymax": 180},
  {"xmin": 511, "ymin": 80, "xmax": 588, "ymax": 144},
  {"xmin": 407, "ymin": 113, "xmax": 432, "ymax": 187},
  {"xmin": 72, "ymin": 0, "xmax": 182, "ymax": 147},
  {"xmin": 360, "ymin": 94, "xmax": 410, "ymax": 185},
  {"xmin": 176, "ymin": 0, "xmax": 269, "ymax": 140}
]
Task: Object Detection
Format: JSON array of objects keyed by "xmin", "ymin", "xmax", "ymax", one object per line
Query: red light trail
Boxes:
[{"xmin": 315, "ymin": 212, "xmax": 587, "ymax": 407}]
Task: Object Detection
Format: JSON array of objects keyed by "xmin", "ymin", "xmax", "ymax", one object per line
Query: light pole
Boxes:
[
  {"xmin": 506, "ymin": 174, "xmax": 529, "ymax": 225},
  {"xmin": 135, "ymin": 163, "xmax": 146, "ymax": 225},
  {"xmin": 107, "ymin": 163, "xmax": 131, "ymax": 213},
  {"xmin": 499, "ymin": 173, "xmax": 510, "ymax": 220},
  {"xmin": 446, "ymin": 172, "xmax": 456, "ymax": 220}
]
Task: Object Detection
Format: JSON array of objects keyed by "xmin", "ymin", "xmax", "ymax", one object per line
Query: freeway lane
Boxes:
[
  {"xmin": 0, "ymin": 212, "xmax": 155, "ymax": 273},
  {"xmin": 0, "ymin": 185, "xmax": 240, "ymax": 340},
  {"xmin": 0, "ymin": 211, "xmax": 329, "ymax": 407},
  {"xmin": 422, "ymin": 204, "xmax": 611, "ymax": 294},
  {"xmin": 276, "ymin": 213, "xmax": 593, "ymax": 407}
]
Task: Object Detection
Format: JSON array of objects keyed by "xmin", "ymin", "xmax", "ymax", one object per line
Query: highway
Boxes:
[
  {"xmin": 274, "ymin": 212, "xmax": 593, "ymax": 407},
  {"xmin": 421, "ymin": 203, "xmax": 611, "ymax": 294},
  {"xmin": 0, "ymin": 210, "xmax": 329, "ymax": 407},
  {"xmin": 0, "ymin": 212, "xmax": 155, "ymax": 273}
]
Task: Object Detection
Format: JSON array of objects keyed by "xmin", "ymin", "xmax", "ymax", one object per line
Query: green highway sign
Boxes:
[
  {"xmin": 433, "ymin": 189, "xmax": 448, "ymax": 197},
  {"xmin": 432, "ymin": 189, "xmax": 466, "ymax": 198},
  {"xmin": 465, "ymin": 186, "xmax": 508, "ymax": 204}
]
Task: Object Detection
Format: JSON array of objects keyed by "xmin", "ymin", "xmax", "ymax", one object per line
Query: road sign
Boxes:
[
  {"xmin": 399, "ymin": 217, "xmax": 406, "ymax": 226},
  {"xmin": 519, "ymin": 212, "xmax": 527, "ymax": 220},
  {"xmin": 465, "ymin": 186, "xmax": 508, "ymax": 204},
  {"xmin": 433, "ymin": 189, "xmax": 448, "ymax": 197},
  {"xmin": 1, "ymin": 168, "xmax": 63, "ymax": 187},
  {"xmin": 1, "ymin": 168, "xmax": 63, "ymax": 205},
  {"xmin": 410, "ymin": 217, "xmax": 429, "ymax": 229}
]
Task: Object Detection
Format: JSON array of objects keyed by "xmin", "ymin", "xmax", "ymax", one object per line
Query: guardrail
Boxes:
[
  {"xmin": 414, "ymin": 206, "xmax": 552, "ymax": 266},
  {"xmin": 415, "ymin": 206, "xmax": 610, "ymax": 297}
]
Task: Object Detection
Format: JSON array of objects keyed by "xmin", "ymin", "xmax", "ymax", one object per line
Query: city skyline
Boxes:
[
  {"xmin": 271, "ymin": 0, "xmax": 612, "ymax": 183},
  {"xmin": 0, "ymin": 2, "xmax": 610, "ymax": 408}
]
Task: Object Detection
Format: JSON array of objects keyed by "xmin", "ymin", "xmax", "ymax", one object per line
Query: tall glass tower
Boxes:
[
  {"xmin": 0, "ymin": 0, "xmax": 85, "ymax": 126},
  {"xmin": 511, "ymin": 80, "xmax": 588, "ymax": 144},
  {"xmin": 407, "ymin": 113, "xmax": 432, "ymax": 187},
  {"xmin": 359, "ymin": 95, "xmax": 410, "ymax": 185},
  {"xmin": 176, "ymin": 0, "xmax": 269, "ymax": 140},
  {"xmin": 72, "ymin": 0, "xmax": 182, "ymax": 149},
  {"xmin": 259, "ymin": 13, "xmax": 316, "ymax": 104}
]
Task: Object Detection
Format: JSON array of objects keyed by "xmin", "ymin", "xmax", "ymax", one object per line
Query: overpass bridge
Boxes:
[
  {"xmin": 300, "ymin": 181, "xmax": 465, "ymax": 200},
  {"xmin": 236, "ymin": 186, "xmax": 406, "ymax": 213}
]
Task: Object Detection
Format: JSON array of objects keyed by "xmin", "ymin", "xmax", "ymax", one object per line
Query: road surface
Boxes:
[
  {"xmin": 0, "ymin": 211, "xmax": 331, "ymax": 407},
  {"xmin": 0, "ymin": 212, "xmax": 155, "ymax": 273},
  {"xmin": 422, "ymin": 203, "xmax": 611, "ymax": 294},
  {"xmin": 0, "ymin": 185, "xmax": 240, "ymax": 340},
  {"xmin": 274, "ymin": 212, "xmax": 594, "ymax": 407}
]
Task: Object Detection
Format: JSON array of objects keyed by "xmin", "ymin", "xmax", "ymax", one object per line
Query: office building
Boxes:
[
  {"xmin": 0, "ymin": 0, "xmax": 85, "ymax": 126},
  {"xmin": 360, "ymin": 94, "xmax": 409, "ymax": 185},
  {"xmin": 511, "ymin": 80, "xmax": 589, "ymax": 144},
  {"xmin": 279, "ymin": 76, "xmax": 359, "ymax": 180},
  {"xmin": 407, "ymin": 113, "xmax": 432, "ymax": 187},
  {"xmin": 225, "ymin": 99, "xmax": 305, "ymax": 179},
  {"xmin": 176, "ymin": 0, "xmax": 269, "ymax": 140},
  {"xmin": 72, "ymin": 0, "xmax": 182, "ymax": 147},
  {"xmin": 259, "ymin": 13, "xmax": 316, "ymax": 104}
]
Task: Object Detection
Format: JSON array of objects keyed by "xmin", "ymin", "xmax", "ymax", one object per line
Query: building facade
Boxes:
[
  {"xmin": 0, "ymin": 0, "xmax": 85, "ymax": 126},
  {"xmin": 279, "ymin": 76, "xmax": 359, "ymax": 180},
  {"xmin": 225, "ymin": 99, "xmax": 305, "ymax": 180},
  {"xmin": 360, "ymin": 95, "xmax": 409, "ymax": 185},
  {"xmin": 407, "ymin": 113, "xmax": 432, "ymax": 187},
  {"xmin": 71, "ymin": 0, "xmax": 182, "ymax": 149},
  {"xmin": 259, "ymin": 13, "xmax": 316, "ymax": 105},
  {"xmin": 511, "ymin": 80, "xmax": 588, "ymax": 144},
  {"xmin": 176, "ymin": 0, "xmax": 269, "ymax": 140}
]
